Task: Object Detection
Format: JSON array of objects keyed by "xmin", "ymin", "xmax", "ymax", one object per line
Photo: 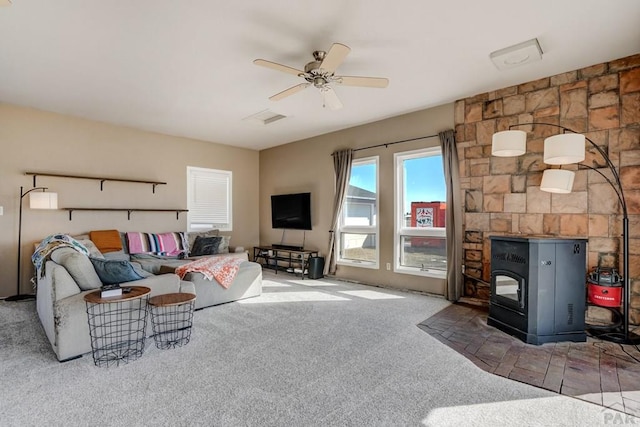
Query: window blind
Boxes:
[{"xmin": 187, "ymin": 167, "xmax": 232, "ymax": 231}]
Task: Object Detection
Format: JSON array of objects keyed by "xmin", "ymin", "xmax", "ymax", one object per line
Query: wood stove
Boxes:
[{"xmin": 488, "ymin": 236, "xmax": 587, "ymax": 345}]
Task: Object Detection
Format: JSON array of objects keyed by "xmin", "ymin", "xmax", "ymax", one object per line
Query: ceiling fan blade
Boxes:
[
  {"xmin": 335, "ymin": 75, "xmax": 389, "ymax": 88},
  {"xmin": 253, "ymin": 59, "xmax": 304, "ymax": 77},
  {"xmin": 319, "ymin": 43, "xmax": 351, "ymax": 73},
  {"xmin": 320, "ymin": 87, "xmax": 343, "ymax": 110},
  {"xmin": 269, "ymin": 83, "xmax": 310, "ymax": 101}
]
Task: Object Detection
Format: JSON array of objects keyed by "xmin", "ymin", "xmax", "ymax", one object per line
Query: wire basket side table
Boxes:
[
  {"xmin": 84, "ymin": 286, "xmax": 151, "ymax": 367},
  {"xmin": 148, "ymin": 293, "xmax": 196, "ymax": 350}
]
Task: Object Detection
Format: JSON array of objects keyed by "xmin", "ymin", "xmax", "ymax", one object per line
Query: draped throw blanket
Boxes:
[
  {"xmin": 31, "ymin": 234, "xmax": 90, "ymax": 276},
  {"xmin": 126, "ymin": 231, "xmax": 187, "ymax": 256},
  {"xmin": 174, "ymin": 256, "xmax": 244, "ymax": 289}
]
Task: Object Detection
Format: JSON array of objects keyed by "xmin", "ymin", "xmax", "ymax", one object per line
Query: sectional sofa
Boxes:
[{"xmin": 35, "ymin": 230, "xmax": 262, "ymax": 361}]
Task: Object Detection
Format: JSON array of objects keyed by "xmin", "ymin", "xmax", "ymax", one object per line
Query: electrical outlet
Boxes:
[
  {"xmin": 386, "ymin": 262, "xmax": 391, "ymax": 270},
  {"xmin": 0, "ymin": 206, "xmax": 3, "ymax": 215}
]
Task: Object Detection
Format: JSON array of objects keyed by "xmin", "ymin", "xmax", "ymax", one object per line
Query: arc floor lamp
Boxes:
[
  {"xmin": 492, "ymin": 123, "xmax": 640, "ymax": 345},
  {"xmin": 6, "ymin": 186, "xmax": 58, "ymax": 302}
]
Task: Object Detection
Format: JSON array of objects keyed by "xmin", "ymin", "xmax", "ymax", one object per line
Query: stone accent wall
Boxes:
[{"xmin": 455, "ymin": 53, "xmax": 640, "ymax": 324}]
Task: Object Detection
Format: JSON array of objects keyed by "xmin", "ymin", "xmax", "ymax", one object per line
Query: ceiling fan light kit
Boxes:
[{"xmin": 254, "ymin": 43, "xmax": 389, "ymax": 109}]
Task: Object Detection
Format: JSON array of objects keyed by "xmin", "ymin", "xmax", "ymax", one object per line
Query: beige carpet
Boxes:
[{"xmin": 1, "ymin": 271, "xmax": 636, "ymax": 426}]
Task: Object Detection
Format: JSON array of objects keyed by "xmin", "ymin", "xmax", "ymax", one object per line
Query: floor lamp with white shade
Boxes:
[
  {"xmin": 492, "ymin": 123, "xmax": 640, "ymax": 345},
  {"xmin": 5, "ymin": 186, "xmax": 58, "ymax": 302}
]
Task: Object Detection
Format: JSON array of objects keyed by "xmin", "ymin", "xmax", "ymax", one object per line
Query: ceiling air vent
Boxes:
[{"xmin": 243, "ymin": 110, "xmax": 287, "ymax": 125}]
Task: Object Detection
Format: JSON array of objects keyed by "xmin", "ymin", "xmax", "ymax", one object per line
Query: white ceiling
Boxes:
[{"xmin": 1, "ymin": 1, "xmax": 639, "ymax": 151}]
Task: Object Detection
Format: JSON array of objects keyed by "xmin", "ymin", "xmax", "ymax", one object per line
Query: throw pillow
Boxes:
[
  {"xmin": 89, "ymin": 230, "xmax": 123, "ymax": 253},
  {"xmin": 130, "ymin": 261, "xmax": 154, "ymax": 278},
  {"xmin": 186, "ymin": 229, "xmax": 219, "ymax": 253},
  {"xmin": 51, "ymin": 248, "xmax": 102, "ymax": 291},
  {"xmin": 217, "ymin": 235, "xmax": 231, "ymax": 254},
  {"xmin": 77, "ymin": 239, "xmax": 104, "ymax": 259},
  {"xmin": 89, "ymin": 257, "xmax": 144, "ymax": 285},
  {"xmin": 191, "ymin": 236, "xmax": 223, "ymax": 256}
]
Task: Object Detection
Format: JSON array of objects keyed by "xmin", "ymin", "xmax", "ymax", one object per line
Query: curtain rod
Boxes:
[{"xmin": 352, "ymin": 133, "xmax": 439, "ymax": 153}]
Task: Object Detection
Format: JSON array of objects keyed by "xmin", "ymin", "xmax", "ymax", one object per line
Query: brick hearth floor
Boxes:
[{"xmin": 418, "ymin": 303, "xmax": 640, "ymax": 417}]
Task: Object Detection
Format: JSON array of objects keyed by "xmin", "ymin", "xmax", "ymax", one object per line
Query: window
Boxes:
[
  {"xmin": 187, "ymin": 166, "xmax": 232, "ymax": 232},
  {"xmin": 394, "ymin": 147, "xmax": 446, "ymax": 277},
  {"xmin": 338, "ymin": 156, "xmax": 379, "ymax": 268}
]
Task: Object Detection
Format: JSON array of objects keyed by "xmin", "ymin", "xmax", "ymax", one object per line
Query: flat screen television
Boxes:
[{"xmin": 271, "ymin": 192, "xmax": 312, "ymax": 230}]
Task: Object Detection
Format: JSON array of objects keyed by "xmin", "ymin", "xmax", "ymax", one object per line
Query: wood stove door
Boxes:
[{"xmin": 493, "ymin": 270, "xmax": 525, "ymax": 311}]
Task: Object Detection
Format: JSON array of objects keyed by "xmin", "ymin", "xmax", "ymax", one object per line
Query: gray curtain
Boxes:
[
  {"xmin": 324, "ymin": 149, "xmax": 353, "ymax": 275},
  {"xmin": 439, "ymin": 130, "xmax": 463, "ymax": 301}
]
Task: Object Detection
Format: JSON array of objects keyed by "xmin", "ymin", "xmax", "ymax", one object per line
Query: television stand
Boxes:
[
  {"xmin": 271, "ymin": 244, "xmax": 304, "ymax": 251},
  {"xmin": 253, "ymin": 246, "xmax": 319, "ymax": 279}
]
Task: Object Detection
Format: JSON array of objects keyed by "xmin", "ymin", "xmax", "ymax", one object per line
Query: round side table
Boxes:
[
  {"xmin": 148, "ymin": 293, "xmax": 196, "ymax": 350},
  {"xmin": 84, "ymin": 286, "xmax": 151, "ymax": 367}
]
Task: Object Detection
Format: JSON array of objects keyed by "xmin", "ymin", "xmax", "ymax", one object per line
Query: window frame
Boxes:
[
  {"xmin": 337, "ymin": 156, "xmax": 379, "ymax": 269},
  {"xmin": 394, "ymin": 147, "xmax": 446, "ymax": 278},
  {"xmin": 186, "ymin": 166, "xmax": 232, "ymax": 232}
]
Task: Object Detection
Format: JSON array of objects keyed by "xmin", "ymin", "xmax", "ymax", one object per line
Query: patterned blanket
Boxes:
[
  {"xmin": 174, "ymin": 256, "xmax": 245, "ymax": 289},
  {"xmin": 31, "ymin": 234, "xmax": 90, "ymax": 277}
]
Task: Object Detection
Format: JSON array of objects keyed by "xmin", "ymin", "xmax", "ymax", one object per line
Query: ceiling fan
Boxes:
[{"xmin": 254, "ymin": 43, "xmax": 389, "ymax": 110}]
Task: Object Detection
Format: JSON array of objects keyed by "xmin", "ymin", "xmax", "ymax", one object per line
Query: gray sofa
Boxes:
[
  {"xmin": 37, "ymin": 259, "xmax": 195, "ymax": 361},
  {"xmin": 36, "ymin": 234, "xmax": 262, "ymax": 361},
  {"xmin": 131, "ymin": 251, "xmax": 263, "ymax": 310}
]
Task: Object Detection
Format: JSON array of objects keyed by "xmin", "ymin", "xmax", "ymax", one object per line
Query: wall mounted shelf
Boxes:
[
  {"xmin": 25, "ymin": 171, "xmax": 185, "ymax": 221},
  {"xmin": 25, "ymin": 172, "xmax": 167, "ymax": 193},
  {"xmin": 63, "ymin": 208, "xmax": 188, "ymax": 221}
]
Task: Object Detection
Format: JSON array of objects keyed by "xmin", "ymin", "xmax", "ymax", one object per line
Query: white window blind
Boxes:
[{"xmin": 187, "ymin": 166, "xmax": 232, "ymax": 231}]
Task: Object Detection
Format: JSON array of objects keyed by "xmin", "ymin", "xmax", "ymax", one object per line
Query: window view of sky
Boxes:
[
  {"xmin": 403, "ymin": 156, "xmax": 446, "ymax": 213},
  {"xmin": 350, "ymin": 156, "xmax": 446, "ymax": 213},
  {"xmin": 349, "ymin": 163, "xmax": 376, "ymax": 192}
]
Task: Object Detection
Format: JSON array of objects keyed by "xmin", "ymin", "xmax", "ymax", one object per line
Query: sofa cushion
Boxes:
[
  {"xmin": 50, "ymin": 248, "xmax": 102, "ymax": 291},
  {"xmin": 50, "ymin": 262, "xmax": 82, "ymax": 300},
  {"xmin": 191, "ymin": 236, "xmax": 223, "ymax": 256},
  {"xmin": 89, "ymin": 257, "xmax": 144, "ymax": 285},
  {"xmin": 103, "ymin": 251, "xmax": 131, "ymax": 262},
  {"xmin": 130, "ymin": 254, "xmax": 186, "ymax": 274}
]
